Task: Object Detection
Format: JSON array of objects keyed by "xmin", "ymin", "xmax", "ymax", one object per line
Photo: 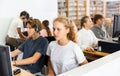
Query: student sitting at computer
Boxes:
[
  {"xmin": 77, "ymin": 16, "xmax": 99, "ymax": 51},
  {"xmin": 104, "ymin": 18, "xmax": 113, "ymax": 37},
  {"xmin": 46, "ymin": 16, "xmax": 88, "ymax": 76},
  {"xmin": 11, "ymin": 18, "xmax": 48, "ymax": 74},
  {"xmin": 91, "ymin": 14, "xmax": 109, "ymax": 39}
]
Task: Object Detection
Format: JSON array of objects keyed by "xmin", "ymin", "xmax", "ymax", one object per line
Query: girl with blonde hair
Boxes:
[{"xmin": 46, "ymin": 16, "xmax": 88, "ymax": 76}]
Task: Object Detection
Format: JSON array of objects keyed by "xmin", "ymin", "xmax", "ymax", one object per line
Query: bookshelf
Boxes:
[
  {"xmin": 58, "ymin": 1, "xmax": 66, "ymax": 17},
  {"xmin": 58, "ymin": 0, "xmax": 86, "ymax": 26},
  {"xmin": 89, "ymin": 0, "xmax": 104, "ymax": 18},
  {"xmin": 58, "ymin": 0, "xmax": 108, "ymax": 25},
  {"xmin": 106, "ymin": 1, "xmax": 120, "ymax": 18}
]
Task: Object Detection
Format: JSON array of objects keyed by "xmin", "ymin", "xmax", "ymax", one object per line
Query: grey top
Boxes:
[{"xmin": 91, "ymin": 25, "xmax": 105, "ymax": 39}]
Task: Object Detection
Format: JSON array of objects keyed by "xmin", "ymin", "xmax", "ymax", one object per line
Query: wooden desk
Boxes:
[
  {"xmin": 12, "ymin": 66, "xmax": 35, "ymax": 76},
  {"xmin": 83, "ymin": 50, "xmax": 109, "ymax": 61}
]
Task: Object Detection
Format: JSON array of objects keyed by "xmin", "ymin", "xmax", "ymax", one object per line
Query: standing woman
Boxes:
[
  {"xmin": 77, "ymin": 16, "xmax": 99, "ymax": 51},
  {"xmin": 46, "ymin": 16, "xmax": 88, "ymax": 76}
]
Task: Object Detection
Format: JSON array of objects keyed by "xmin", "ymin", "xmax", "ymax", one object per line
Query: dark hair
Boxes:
[
  {"xmin": 80, "ymin": 16, "xmax": 89, "ymax": 28},
  {"xmin": 42, "ymin": 20, "xmax": 49, "ymax": 27},
  {"xmin": 93, "ymin": 14, "xmax": 104, "ymax": 24},
  {"xmin": 20, "ymin": 11, "xmax": 30, "ymax": 19},
  {"xmin": 26, "ymin": 18, "xmax": 39, "ymax": 31},
  {"xmin": 42, "ymin": 20, "xmax": 52, "ymax": 36},
  {"xmin": 34, "ymin": 19, "xmax": 42, "ymax": 32}
]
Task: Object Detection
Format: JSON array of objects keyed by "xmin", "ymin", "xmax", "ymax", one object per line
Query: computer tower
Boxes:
[{"xmin": 98, "ymin": 40, "xmax": 120, "ymax": 53}]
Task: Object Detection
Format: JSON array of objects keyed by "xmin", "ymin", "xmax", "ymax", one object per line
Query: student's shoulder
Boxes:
[
  {"xmin": 69, "ymin": 41, "xmax": 82, "ymax": 50},
  {"xmin": 91, "ymin": 26, "xmax": 98, "ymax": 31},
  {"xmin": 49, "ymin": 40, "xmax": 57, "ymax": 44},
  {"xmin": 39, "ymin": 36, "xmax": 49, "ymax": 42},
  {"xmin": 91, "ymin": 25, "xmax": 95, "ymax": 29},
  {"xmin": 49, "ymin": 41, "xmax": 57, "ymax": 46},
  {"xmin": 13, "ymin": 17, "xmax": 22, "ymax": 23},
  {"xmin": 69, "ymin": 41, "xmax": 78, "ymax": 47},
  {"xmin": 78, "ymin": 28, "xmax": 87, "ymax": 33}
]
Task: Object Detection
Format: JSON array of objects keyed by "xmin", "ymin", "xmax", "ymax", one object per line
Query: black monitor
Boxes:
[
  {"xmin": 112, "ymin": 15, "xmax": 120, "ymax": 42},
  {"xmin": 0, "ymin": 45, "xmax": 13, "ymax": 76}
]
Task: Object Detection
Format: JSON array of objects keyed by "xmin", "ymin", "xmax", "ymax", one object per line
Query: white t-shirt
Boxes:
[
  {"xmin": 7, "ymin": 17, "xmax": 23, "ymax": 38},
  {"xmin": 46, "ymin": 41, "xmax": 86, "ymax": 75},
  {"xmin": 77, "ymin": 28, "xmax": 98, "ymax": 50}
]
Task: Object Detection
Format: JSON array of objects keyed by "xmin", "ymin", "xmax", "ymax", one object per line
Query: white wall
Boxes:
[
  {"xmin": 58, "ymin": 51, "xmax": 120, "ymax": 76},
  {"xmin": 0, "ymin": 0, "xmax": 58, "ymax": 45}
]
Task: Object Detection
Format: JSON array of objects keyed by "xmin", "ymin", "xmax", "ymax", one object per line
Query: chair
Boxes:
[
  {"xmin": 45, "ymin": 36, "xmax": 55, "ymax": 43},
  {"xmin": 5, "ymin": 43, "xmax": 18, "ymax": 60},
  {"xmin": 40, "ymin": 36, "xmax": 55, "ymax": 76},
  {"xmin": 5, "ymin": 43, "xmax": 16, "ymax": 51}
]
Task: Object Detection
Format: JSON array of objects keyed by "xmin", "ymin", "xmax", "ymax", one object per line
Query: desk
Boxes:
[
  {"xmin": 83, "ymin": 50, "xmax": 109, "ymax": 61},
  {"xmin": 12, "ymin": 66, "xmax": 35, "ymax": 76}
]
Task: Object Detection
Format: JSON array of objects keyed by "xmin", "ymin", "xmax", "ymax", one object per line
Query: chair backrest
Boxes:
[
  {"xmin": 5, "ymin": 43, "xmax": 15, "ymax": 51},
  {"xmin": 45, "ymin": 36, "xmax": 55, "ymax": 43},
  {"xmin": 44, "ymin": 36, "xmax": 56, "ymax": 66},
  {"xmin": 40, "ymin": 36, "xmax": 55, "ymax": 76}
]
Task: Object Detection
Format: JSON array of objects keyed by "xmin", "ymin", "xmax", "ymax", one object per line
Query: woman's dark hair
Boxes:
[
  {"xmin": 80, "ymin": 16, "xmax": 89, "ymax": 28},
  {"xmin": 93, "ymin": 14, "xmax": 104, "ymax": 24},
  {"xmin": 42, "ymin": 20, "xmax": 52, "ymax": 36}
]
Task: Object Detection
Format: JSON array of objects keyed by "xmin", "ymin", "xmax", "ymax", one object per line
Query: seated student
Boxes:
[
  {"xmin": 91, "ymin": 14, "xmax": 109, "ymax": 39},
  {"xmin": 46, "ymin": 16, "xmax": 88, "ymax": 76},
  {"xmin": 77, "ymin": 16, "xmax": 99, "ymax": 51},
  {"xmin": 104, "ymin": 18, "xmax": 113, "ymax": 37},
  {"xmin": 11, "ymin": 18, "xmax": 48, "ymax": 74},
  {"xmin": 40, "ymin": 20, "xmax": 52, "ymax": 37}
]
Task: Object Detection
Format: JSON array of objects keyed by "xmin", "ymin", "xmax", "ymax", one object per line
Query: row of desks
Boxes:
[
  {"xmin": 83, "ymin": 50, "xmax": 109, "ymax": 61},
  {"xmin": 12, "ymin": 66, "xmax": 35, "ymax": 76},
  {"xmin": 12, "ymin": 50, "xmax": 109, "ymax": 76}
]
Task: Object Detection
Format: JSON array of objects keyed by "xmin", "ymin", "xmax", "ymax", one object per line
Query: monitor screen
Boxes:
[
  {"xmin": 0, "ymin": 45, "xmax": 13, "ymax": 76},
  {"xmin": 112, "ymin": 15, "xmax": 120, "ymax": 38}
]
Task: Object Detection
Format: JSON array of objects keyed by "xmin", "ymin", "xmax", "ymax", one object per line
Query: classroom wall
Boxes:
[{"xmin": 0, "ymin": 0, "xmax": 58, "ymax": 45}]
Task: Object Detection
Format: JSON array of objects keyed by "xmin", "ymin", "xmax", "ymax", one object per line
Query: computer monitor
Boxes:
[
  {"xmin": 0, "ymin": 45, "xmax": 13, "ymax": 76},
  {"xmin": 112, "ymin": 15, "xmax": 120, "ymax": 42}
]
